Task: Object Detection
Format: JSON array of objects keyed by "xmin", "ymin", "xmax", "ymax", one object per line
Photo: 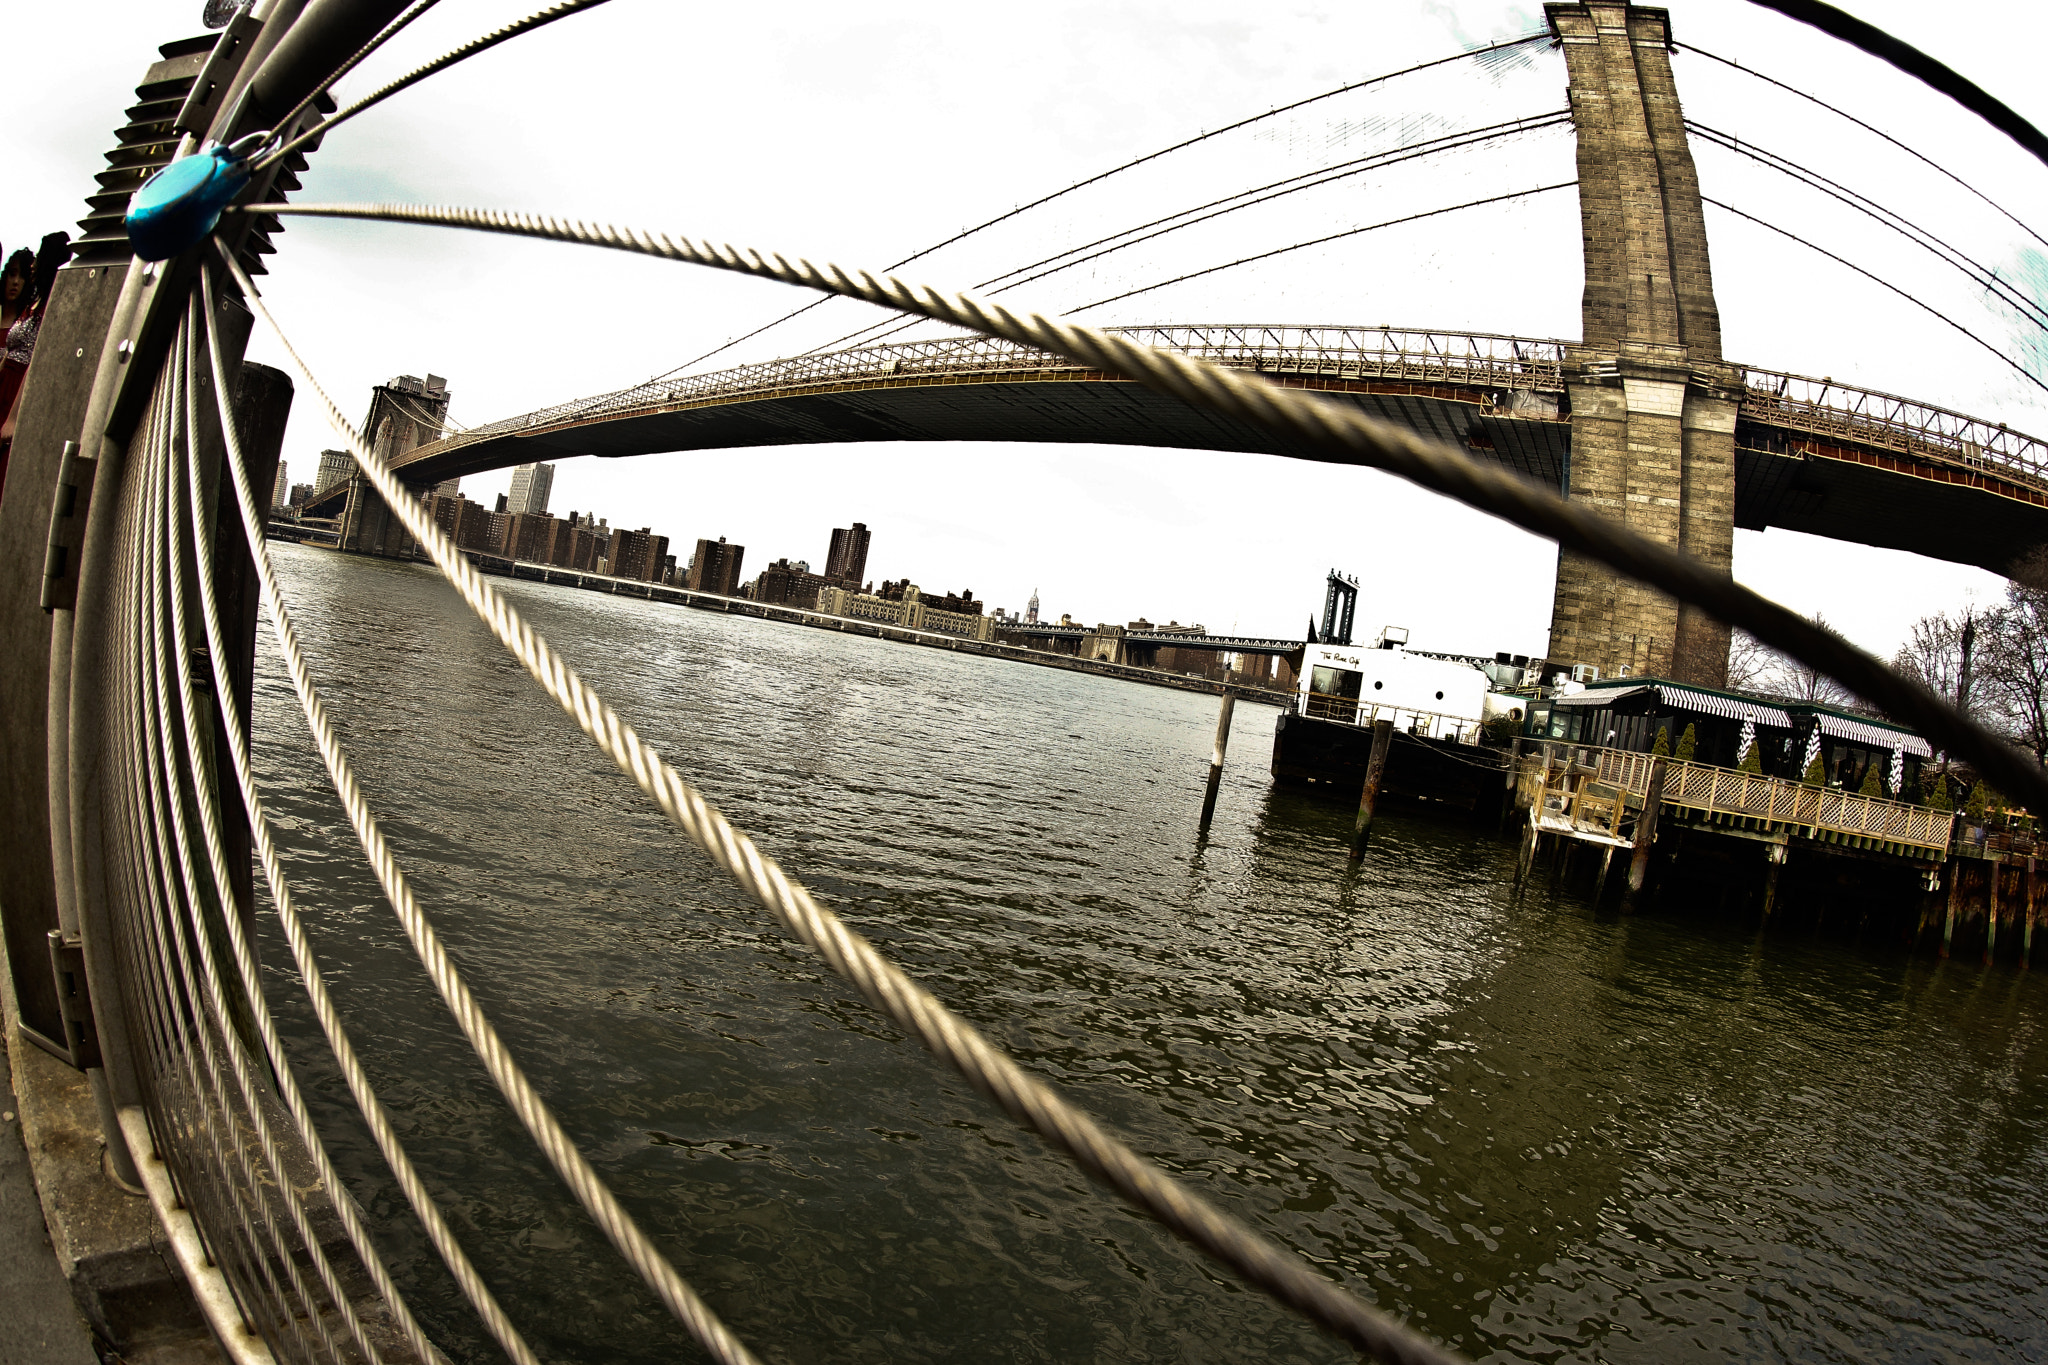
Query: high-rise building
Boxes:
[
  {"xmin": 271, "ymin": 461, "xmax": 289, "ymax": 508},
  {"xmin": 315, "ymin": 449, "xmax": 353, "ymax": 492},
  {"xmin": 1026, "ymin": 588, "xmax": 1040, "ymax": 624},
  {"xmin": 825, "ymin": 522, "xmax": 870, "ymax": 585},
  {"xmin": 688, "ymin": 537, "xmax": 745, "ymax": 595},
  {"xmin": 506, "ymin": 462, "xmax": 555, "ymax": 516},
  {"xmin": 609, "ymin": 527, "xmax": 669, "ymax": 582}
]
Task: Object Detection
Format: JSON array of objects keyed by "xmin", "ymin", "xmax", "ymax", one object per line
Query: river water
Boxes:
[{"xmin": 249, "ymin": 542, "xmax": 2048, "ymax": 1364}]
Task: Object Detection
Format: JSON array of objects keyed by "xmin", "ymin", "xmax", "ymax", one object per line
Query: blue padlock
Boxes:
[{"xmin": 125, "ymin": 133, "xmax": 267, "ymax": 262}]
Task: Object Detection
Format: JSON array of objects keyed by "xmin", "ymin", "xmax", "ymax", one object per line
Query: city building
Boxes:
[
  {"xmin": 499, "ymin": 512, "xmax": 558, "ymax": 563},
  {"xmin": 688, "ymin": 537, "xmax": 746, "ymax": 595},
  {"xmin": 816, "ymin": 582, "xmax": 996, "ymax": 641},
  {"xmin": 288, "ymin": 483, "xmax": 313, "ymax": 510},
  {"xmin": 751, "ymin": 558, "xmax": 837, "ymax": 610},
  {"xmin": 423, "ymin": 492, "xmax": 497, "ymax": 554},
  {"xmin": 506, "ymin": 461, "xmax": 555, "ymax": 516},
  {"xmin": 609, "ymin": 527, "xmax": 670, "ymax": 582},
  {"xmin": 315, "ymin": 449, "xmax": 353, "ymax": 493},
  {"xmin": 1025, "ymin": 588, "xmax": 1040, "ymax": 624},
  {"xmin": 825, "ymin": 522, "xmax": 870, "ymax": 585},
  {"xmin": 271, "ymin": 461, "xmax": 289, "ymax": 508}
]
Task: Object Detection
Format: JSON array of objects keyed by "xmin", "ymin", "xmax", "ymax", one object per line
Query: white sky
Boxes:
[{"xmin": 13, "ymin": 1, "xmax": 2048, "ymax": 658}]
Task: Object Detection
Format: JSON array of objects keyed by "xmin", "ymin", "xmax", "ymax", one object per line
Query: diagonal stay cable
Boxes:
[
  {"xmin": 214, "ymin": 240, "xmax": 1469, "ymax": 1365},
  {"xmin": 1702, "ymin": 194, "xmax": 2048, "ymax": 397},
  {"xmin": 232, "ymin": 200, "xmax": 2048, "ymax": 813},
  {"xmin": 253, "ymin": 0, "xmax": 615, "ymax": 173},
  {"xmin": 187, "ymin": 283, "xmax": 511, "ymax": 1365},
  {"xmin": 652, "ymin": 30, "xmax": 1554, "ymax": 379},
  {"xmin": 199, "ymin": 262, "xmax": 753, "ymax": 1365}
]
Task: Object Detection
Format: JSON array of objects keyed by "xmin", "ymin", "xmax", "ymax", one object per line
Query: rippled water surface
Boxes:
[{"xmin": 250, "ymin": 543, "xmax": 2048, "ymax": 1364}]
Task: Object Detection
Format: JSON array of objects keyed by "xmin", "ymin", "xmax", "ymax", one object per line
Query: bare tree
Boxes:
[
  {"xmin": 1750, "ymin": 612, "xmax": 1857, "ymax": 707},
  {"xmin": 1892, "ymin": 610, "xmax": 1967, "ymax": 704},
  {"xmin": 1725, "ymin": 629, "xmax": 1774, "ymax": 691},
  {"xmin": 1980, "ymin": 574, "xmax": 2048, "ymax": 762}
]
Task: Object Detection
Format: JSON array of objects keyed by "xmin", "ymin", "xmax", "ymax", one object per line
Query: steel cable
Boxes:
[
  {"xmin": 171, "ymin": 292, "xmax": 456, "ymax": 1365},
  {"xmin": 128, "ymin": 323, "xmax": 328, "ymax": 1363},
  {"xmin": 215, "ymin": 240, "xmax": 1470, "ymax": 1365},
  {"xmin": 235, "ymin": 198, "xmax": 2048, "ymax": 813},
  {"xmin": 264, "ymin": 0, "xmax": 444, "ymax": 159},
  {"xmin": 254, "ymin": 0, "xmax": 615, "ymax": 173},
  {"xmin": 655, "ymin": 31, "xmax": 1554, "ymax": 378},
  {"xmin": 812, "ymin": 112, "xmax": 1573, "ymax": 356},
  {"xmin": 195, "ymin": 263, "xmax": 543, "ymax": 1365},
  {"xmin": 198, "ymin": 267, "xmax": 764, "ymax": 1365}
]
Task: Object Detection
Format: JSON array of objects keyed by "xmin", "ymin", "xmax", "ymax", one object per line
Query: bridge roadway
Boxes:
[{"xmin": 322, "ymin": 324, "xmax": 2048, "ymax": 579}]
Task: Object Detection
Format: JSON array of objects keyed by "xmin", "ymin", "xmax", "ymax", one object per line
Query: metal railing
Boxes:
[
  {"xmin": 1300, "ymin": 692, "xmax": 1483, "ymax": 742},
  {"xmin": 403, "ymin": 325, "xmax": 1574, "ymax": 466},
  {"xmin": 1591, "ymin": 747, "xmax": 1955, "ymax": 853},
  {"xmin": 1736, "ymin": 365, "xmax": 2048, "ymax": 490}
]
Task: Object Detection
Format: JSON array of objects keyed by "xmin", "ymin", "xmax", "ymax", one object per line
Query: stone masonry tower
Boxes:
[{"xmin": 1545, "ymin": 2, "xmax": 1737, "ymax": 686}]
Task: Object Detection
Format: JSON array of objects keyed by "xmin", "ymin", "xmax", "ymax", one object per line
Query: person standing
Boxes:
[{"xmin": 0, "ymin": 233, "xmax": 71, "ymax": 496}]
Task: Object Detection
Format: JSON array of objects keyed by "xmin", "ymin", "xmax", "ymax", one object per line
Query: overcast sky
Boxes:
[{"xmin": 13, "ymin": 1, "xmax": 2048, "ymax": 659}]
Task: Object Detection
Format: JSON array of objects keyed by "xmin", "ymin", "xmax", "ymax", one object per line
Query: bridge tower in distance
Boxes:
[
  {"xmin": 1319, "ymin": 569, "xmax": 1358, "ymax": 646},
  {"xmin": 1544, "ymin": 2, "xmax": 1736, "ymax": 686}
]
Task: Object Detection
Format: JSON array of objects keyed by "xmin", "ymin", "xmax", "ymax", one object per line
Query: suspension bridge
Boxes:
[{"xmin": 3, "ymin": 2, "xmax": 2046, "ymax": 1364}]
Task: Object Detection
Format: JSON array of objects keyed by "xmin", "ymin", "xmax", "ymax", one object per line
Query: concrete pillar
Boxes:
[{"xmin": 1544, "ymin": 2, "xmax": 1737, "ymax": 686}]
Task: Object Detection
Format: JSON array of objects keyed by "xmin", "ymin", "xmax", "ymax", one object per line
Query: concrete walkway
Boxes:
[{"xmin": 0, "ymin": 1029, "xmax": 100, "ymax": 1365}]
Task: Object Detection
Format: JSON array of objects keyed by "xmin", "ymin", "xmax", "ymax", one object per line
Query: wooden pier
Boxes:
[{"xmin": 1514, "ymin": 741, "xmax": 2035, "ymax": 963}]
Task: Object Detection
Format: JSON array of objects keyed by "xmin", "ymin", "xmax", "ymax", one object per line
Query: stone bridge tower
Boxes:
[{"xmin": 1545, "ymin": 2, "xmax": 1737, "ymax": 686}]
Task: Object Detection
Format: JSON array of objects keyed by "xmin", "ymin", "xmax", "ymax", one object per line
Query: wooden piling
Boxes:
[
  {"xmin": 1942, "ymin": 860, "xmax": 1961, "ymax": 958},
  {"xmin": 1626, "ymin": 758, "xmax": 1666, "ymax": 895},
  {"xmin": 1761, "ymin": 853, "xmax": 1782, "ymax": 923},
  {"xmin": 1349, "ymin": 718, "xmax": 1395, "ymax": 861},
  {"xmin": 1593, "ymin": 845, "xmax": 1615, "ymax": 905},
  {"xmin": 1986, "ymin": 860, "xmax": 2001, "ymax": 966},
  {"xmin": 2025, "ymin": 857, "xmax": 2037, "ymax": 969},
  {"xmin": 1198, "ymin": 690, "xmax": 1236, "ymax": 828}
]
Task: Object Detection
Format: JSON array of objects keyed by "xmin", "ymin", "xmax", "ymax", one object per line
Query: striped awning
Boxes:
[
  {"xmin": 1655, "ymin": 685, "xmax": 1792, "ymax": 729},
  {"xmin": 1815, "ymin": 713, "xmax": 1933, "ymax": 757},
  {"xmin": 1551, "ymin": 683, "xmax": 1790, "ymax": 728}
]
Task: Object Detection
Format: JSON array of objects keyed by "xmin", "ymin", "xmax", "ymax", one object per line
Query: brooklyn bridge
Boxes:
[{"xmin": 2, "ymin": 3, "xmax": 2045, "ymax": 1364}]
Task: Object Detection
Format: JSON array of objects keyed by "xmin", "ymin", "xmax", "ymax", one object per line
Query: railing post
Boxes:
[
  {"xmin": 1349, "ymin": 718, "xmax": 1395, "ymax": 861},
  {"xmin": 1627, "ymin": 758, "xmax": 1666, "ymax": 896}
]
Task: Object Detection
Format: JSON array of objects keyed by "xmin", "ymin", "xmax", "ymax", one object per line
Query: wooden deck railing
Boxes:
[{"xmin": 1585, "ymin": 747, "xmax": 1955, "ymax": 852}]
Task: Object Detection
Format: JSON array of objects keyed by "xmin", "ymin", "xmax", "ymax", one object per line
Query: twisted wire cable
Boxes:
[
  {"xmin": 234, "ymin": 199, "xmax": 2048, "ymax": 814},
  {"xmin": 195, "ymin": 263, "xmax": 542, "ymax": 1365},
  {"xmin": 200, "ymin": 269, "xmax": 764, "ymax": 1365},
  {"xmin": 265, "ymin": 0, "xmax": 444, "ymax": 158},
  {"xmin": 254, "ymin": 0, "xmax": 615, "ymax": 173},
  {"xmin": 173, "ymin": 293, "xmax": 455, "ymax": 1365},
  {"xmin": 215, "ymin": 244, "xmax": 1469, "ymax": 1365},
  {"xmin": 130, "ymin": 322, "xmax": 330, "ymax": 1362}
]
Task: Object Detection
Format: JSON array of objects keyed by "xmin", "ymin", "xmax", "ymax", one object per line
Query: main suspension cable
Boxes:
[
  {"xmin": 1069, "ymin": 182, "xmax": 1577, "ymax": 315},
  {"xmin": 215, "ymin": 236, "xmax": 1471, "ymax": 1365},
  {"xmin": 1702, "ymin": 195, "xmax": 2048, "ymax": 397},
  {"xmin": 232, "ymin": 200, "xmax": 2048, "ymax": 817},
  {"xmin": 811, "ymin": 112, "xmax": 1571, "ymax": 356},
  {"xmin": 653, "ymin": 31, "xmax": 1554, "ymax": 379},
  {"xmin": 1675, "ymin": 42, "xmax": 2048, "ymax": 253},
  {"xmin": 1687, "ymin": 121, "xmax": 2048, "ymax": 333}
]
